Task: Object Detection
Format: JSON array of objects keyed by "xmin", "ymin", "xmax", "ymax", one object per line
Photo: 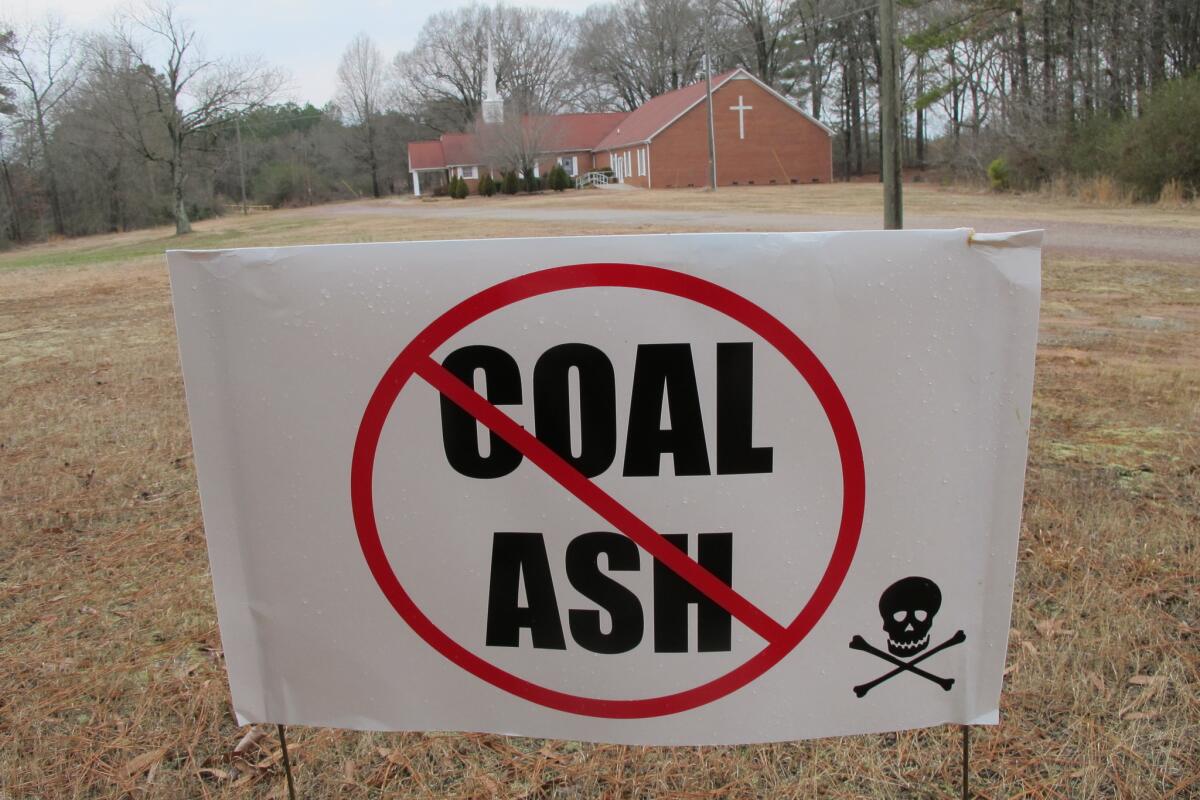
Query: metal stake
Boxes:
[
  {"xmin": 961, "ymin": 724, "xmax": 970, "ymax": 800},
  {"xmin": 278, "ymin": 724, "xmax": 297, "ymax": 800}
]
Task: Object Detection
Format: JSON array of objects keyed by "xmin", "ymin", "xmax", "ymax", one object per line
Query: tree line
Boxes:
[{"xmin": 2, "ymin": 0, "xmax": 1197, "ymax": 247}]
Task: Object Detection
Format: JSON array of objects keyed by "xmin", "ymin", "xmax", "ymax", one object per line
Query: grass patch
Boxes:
[
  {"xmin": 509, "ymin": 182, "xmax": 1200, "ymax": 229},
  {"xmin": 0, "ymin": 229, "xmax": 252, "ymax": 271}
]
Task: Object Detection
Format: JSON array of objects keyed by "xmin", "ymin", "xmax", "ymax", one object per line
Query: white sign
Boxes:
[{"xmin": 168, "ymin": 230, "xmax": 1041, "ymax": 745}]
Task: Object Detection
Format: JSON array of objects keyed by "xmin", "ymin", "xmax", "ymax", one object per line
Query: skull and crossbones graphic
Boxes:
[{"xmin": 849, "ymin": 576, "xmax": 965, "ymax": 698}]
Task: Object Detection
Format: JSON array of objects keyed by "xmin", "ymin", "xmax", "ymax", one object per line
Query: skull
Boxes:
[{"xmin": 879, "ymin": 576, "xmax": 941, "ymax": 657}]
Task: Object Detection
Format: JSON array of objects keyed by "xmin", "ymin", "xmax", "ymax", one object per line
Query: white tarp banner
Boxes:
[{"xmin": 168, "ymin": 229, "xmax": 1041, "ymax": 745}]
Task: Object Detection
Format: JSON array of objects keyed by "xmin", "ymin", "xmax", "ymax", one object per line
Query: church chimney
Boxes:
[{"xmin": 481, "ymin": 39, "xmax": 503, "ymax": 125}]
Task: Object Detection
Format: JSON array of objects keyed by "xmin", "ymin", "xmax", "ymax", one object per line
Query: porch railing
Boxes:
[{"xmin": 575, "ymin": 171, "xmax": 610, "ymax": 188}]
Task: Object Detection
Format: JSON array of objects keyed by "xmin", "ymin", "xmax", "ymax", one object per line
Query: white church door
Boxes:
[{"xmin": 613, "ymin": 154, "xmax": 624, "ymax": 183}]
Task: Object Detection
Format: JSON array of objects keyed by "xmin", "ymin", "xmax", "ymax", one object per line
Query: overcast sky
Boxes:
[{"xmin": 2, "ymin": 0, "xmax": 597, "ymax": 105}]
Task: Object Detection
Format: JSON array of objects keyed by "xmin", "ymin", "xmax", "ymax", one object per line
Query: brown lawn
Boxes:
[{"xmin": 1, "ymin": 187, "xmax": 1197, "ymax": 798}]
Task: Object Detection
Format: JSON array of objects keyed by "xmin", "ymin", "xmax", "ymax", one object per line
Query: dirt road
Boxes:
[{"xmin": 320, "ymin": 196, "xmax": 1199, "ymax": 263}]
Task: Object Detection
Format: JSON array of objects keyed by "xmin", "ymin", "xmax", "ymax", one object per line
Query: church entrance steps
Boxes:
[{"xmin": 575, "ymin": 171, "xmax": 610, "ymax": 188}]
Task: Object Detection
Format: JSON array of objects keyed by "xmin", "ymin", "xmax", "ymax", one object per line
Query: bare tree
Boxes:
[
  {"xmin": 793, "ymin": 0, "xmax": 837, "ymax": 119},
  {"xmin": 495, "ymin": 7, "xmax": 581, "ymax": 113},
  {"xmin": 97, "ymin": 1, "xmax": 282, "ymax": 234},
  {"xmin": 0, "ymin": 30, "xmax": 13, "ymax": 115},
  {"xmin": 0, "ymin": 15, "xmax": 80, "ymax": 235},
  {"xmin": 575, "ymin": 0, "xmax": 707, "ymax": 111},
  {"xmin": 719, "ymin": 0, "xmax": 797, "ymax": 87},
  {"xmin": 336, "ymin": 33, "xmax": 387, "ymax": 197},
  {"xmin": 477, "ymin": 111, "xmax": 555, "ymax": 188},
  {"xmin": 0, "ymin": 33, "xmax": 22, "ymax": 243},
  {"xmin": 394, "ymin": 5, "xmax": 583, "ymax": 132}
]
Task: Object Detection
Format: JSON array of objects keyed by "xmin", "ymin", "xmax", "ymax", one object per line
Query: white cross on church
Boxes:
[{"xmin": 729, "ymin": 95, "xmax": 753, "ymax": 139}]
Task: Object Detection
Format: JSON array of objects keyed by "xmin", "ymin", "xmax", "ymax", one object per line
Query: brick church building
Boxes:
[{"xmin": 407, "ymin": 66, "xmax": 833, "ymax": 195}]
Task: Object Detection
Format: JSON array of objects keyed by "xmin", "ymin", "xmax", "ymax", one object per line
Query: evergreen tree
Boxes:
[{"xmin": 548, "ymin": 163, "xmax": 570, "ymax": 191}]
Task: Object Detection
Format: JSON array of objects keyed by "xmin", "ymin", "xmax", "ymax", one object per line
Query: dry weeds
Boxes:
[
  {"xmin": 494, "ymin": 182, "xmax": 1200, "ymax": 230},
  {"xmin": 1, "ymin": 198, "xmax": 1197, "ymax": 798},
  {"xmin": 1157, "ymin": 180, "xmax": 1195, "ymax": 210}
]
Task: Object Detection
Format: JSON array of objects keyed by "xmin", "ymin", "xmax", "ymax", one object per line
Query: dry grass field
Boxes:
[
  {"xmin": 1, "ymin": 186, "xmax": 1197, "ymax": 798},
  {"xmin": 507, "ymin": 182, "xmax": 1200, "ymax": 229}
]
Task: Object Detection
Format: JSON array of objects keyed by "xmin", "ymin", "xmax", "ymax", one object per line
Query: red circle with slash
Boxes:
[{"xmin": 351, "ymin": 263, "xmax": 865, "ymax": 718}]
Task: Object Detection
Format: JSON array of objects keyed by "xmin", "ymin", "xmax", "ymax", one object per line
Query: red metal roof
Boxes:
[
  {"xmin": 439, "ymin": 133, "xmax": 483, "ymax": 167},
  {"xmin": 594, "ymin": 69, "xmax": 742, "ymax": 151},
  {"xmin": 408, "ymin": 111, "xmax": 627, "ymax": 172},
  {"xmin": 407, "ymin": 139, "xmax": 445, "ymax": 170},
  {"xmin": 534, "ymin": 112, "xmax": 628, "ymax": 151}
]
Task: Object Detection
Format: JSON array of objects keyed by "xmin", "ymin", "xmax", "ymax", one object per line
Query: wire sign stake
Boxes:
[
  {"xmin": 278, "ymin": 724, "xmax": 297, "ymax": 800},
  {"xmin": 961, "ymin": 724, "xmax": 970, "ymax": 799}
]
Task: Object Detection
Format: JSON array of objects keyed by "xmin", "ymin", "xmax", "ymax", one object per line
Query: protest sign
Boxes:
[{"xmin": 169, "ymin": 229, "xmax": 1040, "ymax": 744}]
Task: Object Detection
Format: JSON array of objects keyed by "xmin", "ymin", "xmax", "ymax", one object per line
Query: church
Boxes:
[{"xmin": 407, "ymin": 65, "xmax": 833, "ymax": 195}]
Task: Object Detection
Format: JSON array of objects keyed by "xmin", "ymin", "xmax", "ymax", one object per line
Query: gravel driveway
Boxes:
[{"xmin": 320, "ymin": 199, "xmax": 1200, "ymax": 263}]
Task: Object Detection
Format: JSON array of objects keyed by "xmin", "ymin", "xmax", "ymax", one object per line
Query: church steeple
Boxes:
[{"xmin": 481, "ymin": 38, "xmax": 503, "ymax": 125}]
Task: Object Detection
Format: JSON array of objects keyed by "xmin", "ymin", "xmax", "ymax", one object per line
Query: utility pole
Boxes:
[
  {"xmin": 235, "ymin": 114, "xmax": 248, "ymax": 216},
  {"xmin": 703, "ymin": 25, "xmax": 718, "ymax": 191},
  {"xmin": 880, "ymin": 0, "xmax": 903, "ymax": 229}
]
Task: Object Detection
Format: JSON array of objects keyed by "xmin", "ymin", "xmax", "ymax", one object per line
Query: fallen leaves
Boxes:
[
  {"xmin": 1127, "ymin": 674, "xmax": 1167, "ymax": 687},
  {"xmin": 1034, "ymin": 617, "xmax": 1075, "ymax": 639},
  {"xmin": 234, "ymin": 726, "xmax": 270, "ymax": 756},
  {"xmin": 192, "ymin": 726, "xmax": 289, "ymax": 789},
  {"xmin": 1120, "ymin": 710, "xmax": 1161, "ymax": 721},
  {"xmin": 1119, "ymin": 674, "xmax": 1169, "ymax": 720},
  {"xmin": 123, "ymin": 746, "xmax": 168, "ymax": 779},
  {"xmin": 377, "ymin": 746, "xmax": 408, "ymax": 766}
]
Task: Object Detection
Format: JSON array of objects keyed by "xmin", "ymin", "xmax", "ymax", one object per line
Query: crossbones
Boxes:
[{"xmin": 849, "ymin": 629, "xmax": 966, "ymax": 697}]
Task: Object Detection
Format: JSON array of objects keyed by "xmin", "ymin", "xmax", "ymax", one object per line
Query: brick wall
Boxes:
[
  {"xmin": 534, "ymin": 151, "xmax": 595, "ymax": 179},
  {"xmin": 594, "ymin": 146, "xmax": 652, "ymax": 187},
  {"xmin": 649, "ymin": 77, "xmax": 832, "ymax": 189}
]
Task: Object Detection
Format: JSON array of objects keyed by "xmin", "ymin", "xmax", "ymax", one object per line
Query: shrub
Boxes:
[
  {"xmin": 1115, "ymin": 74, "xmax": 1200, "ymax": 201},
  {"xmin": 987, "ymin": 158, "xmax": 1010, "ymax": 192},
  {"xmin": 1063, "ymin": 114, "xmax": 1125, "ymax": 179},
  {"xmin": 449, "ymin": 175, "xmax": 469, "ymax": 199},
  {"xmin": 548, "ymin": 163, "xmax": 570, "ymax": 191},
  {"xmin": 501, "ymin": 171, "xmax": 519, "ymax": 195},
  {"xmin": 255, "ymin": 162, "xmax": 303, "ymax": 207},
  {"xmin": 522, "ymin": 169, "xmax": 539, "ymax": 193},
  {"xmin": 478, "ymin": 173, "xmax": 496, "ymax": 197}
]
